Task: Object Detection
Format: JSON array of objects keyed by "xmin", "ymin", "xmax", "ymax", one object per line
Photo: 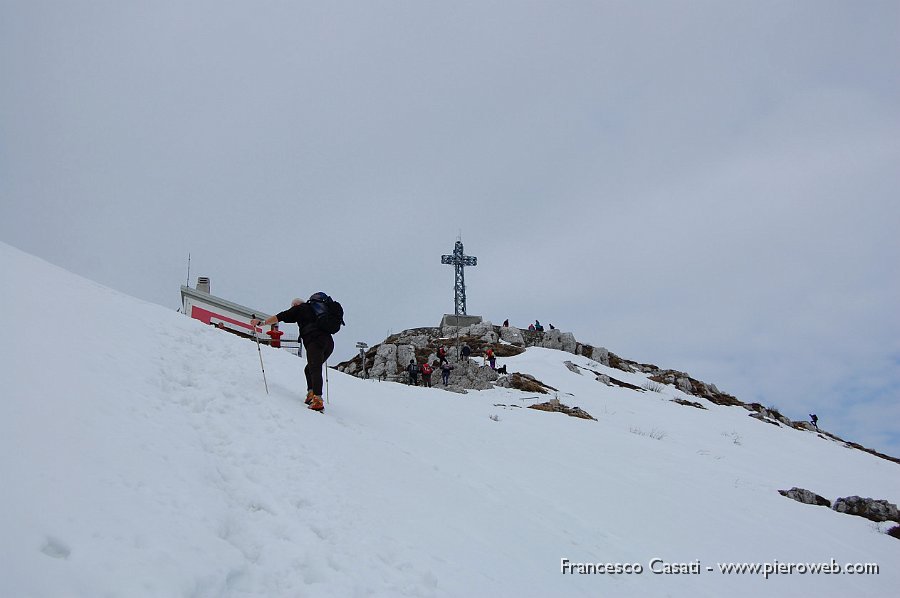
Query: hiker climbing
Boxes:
[
  {"xmin": 485, "ymin": 347, "xmax": 496, "ymax": 370},
  {"xmin": 810, "ymin": 414, "xmax": 819, "ymax": 430},
  {"xmin": 441, "ymin": 361, "xmax": 454, "ymax": 385},
  {"xmin": 438, "ymin": 345, "xmax": 448, "ymax": 364},
  {"xmin": 251, "ymin": 292, "xmax": 343, "ymax": 413}
]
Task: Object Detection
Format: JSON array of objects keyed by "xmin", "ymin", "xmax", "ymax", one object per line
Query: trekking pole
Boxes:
[
  {"xmin": 325, "ymin": 361, "xmax": 330, "ymax": 404},
  {"xmin": 251, "ymin": 318, "xmax": 269, "ymax": 394}
]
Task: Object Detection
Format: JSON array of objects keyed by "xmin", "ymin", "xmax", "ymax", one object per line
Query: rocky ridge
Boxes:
[{"xmin": 335, "ymin": 320, "xmax": 899, "ymax": 466}]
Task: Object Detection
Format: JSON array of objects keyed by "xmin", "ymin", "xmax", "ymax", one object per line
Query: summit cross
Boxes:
[{"xmin": 440, "ymin": 240, "xmax": 477, "ymax": 315}]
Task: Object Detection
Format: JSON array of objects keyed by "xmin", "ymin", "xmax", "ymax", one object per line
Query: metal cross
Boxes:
[{"xmin": 441, "ymin": 240, "xmax": 477, "ymax": 315}]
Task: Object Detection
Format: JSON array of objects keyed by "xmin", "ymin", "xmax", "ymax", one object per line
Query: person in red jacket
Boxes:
[
  {"xmin": 266, "ymin": 323, "xmax": 284, "ymax": 348},
  {"xmin": 485, "ymin": 347, "xmax": 496, "ymax": 370},
  {"xmin": 421, "ymin": 361, "xmax": 433, "ymax": 387}
]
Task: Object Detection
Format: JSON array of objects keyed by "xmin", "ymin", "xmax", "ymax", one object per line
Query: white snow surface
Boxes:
[{"xmin": 2, "ymin": 241, "xmax": 899, "ymax": 598}]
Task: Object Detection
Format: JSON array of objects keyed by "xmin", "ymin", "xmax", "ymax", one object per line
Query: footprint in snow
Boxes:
[{"xmin": 41, "ymin": 536, "xmax": 71, "ymax": 560}]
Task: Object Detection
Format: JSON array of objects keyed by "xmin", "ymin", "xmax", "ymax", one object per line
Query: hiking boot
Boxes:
[
  {"xmin": 305, "ymin": 390, "xmax": 315, "ymax": 405},
  {"xmin": 308, "ymin": 395, "xmax": 324, "ymax": 412}
]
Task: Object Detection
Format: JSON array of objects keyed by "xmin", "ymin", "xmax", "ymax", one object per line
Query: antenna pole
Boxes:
[{"xmin": 186, "ymin": 253, "xmax": 191, "ymax": 287}]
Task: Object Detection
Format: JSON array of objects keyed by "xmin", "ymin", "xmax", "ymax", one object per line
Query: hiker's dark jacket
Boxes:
[{"xmin": 277, "ymin": 303, "xmax": 330, "ymax": 343}]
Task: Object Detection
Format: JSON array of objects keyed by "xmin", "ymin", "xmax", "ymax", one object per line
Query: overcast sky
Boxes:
[{"xmin": 2, "ymin": 1, "xmax": 898, "ymax": 454}]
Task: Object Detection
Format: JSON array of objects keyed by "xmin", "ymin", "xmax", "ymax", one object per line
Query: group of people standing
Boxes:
[
  {"xmin": 502, "ymin": 318, "xmax": 554, "ymax": 332},
  {"xmin": 405, "ymin": 342, "xmax": 500, "ymax": 386},
  {"xmin": 407, "ymin": 346, "xmax": 455, "ymax": 386},
  {"xmin": 526, "ymin": 320, "xmax": 554, "ymax": 331}
]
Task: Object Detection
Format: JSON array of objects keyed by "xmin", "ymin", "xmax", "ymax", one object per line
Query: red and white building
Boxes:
[{"xmin": 180, "ymin": 277, "xmax": 270, "ymax": 338}]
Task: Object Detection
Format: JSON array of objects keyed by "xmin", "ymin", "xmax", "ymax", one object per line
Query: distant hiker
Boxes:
[
  {"xmin": 528, "ymin": 323, "xmax": 535, "ymax": 331},
  {"xmin": 266, "ymin": 323, "xmax": 284, "ymax": 348},
  {"xmin": 534, "ymin": 320, "xmax": 544, "ymax": 332},
  {"xmin": 441, "ymin": 361, "xmax": 454, "ymax": 385},
  {"xmin": 215, "ymin": 321, "xmax": 225, "ymax": 329},
  {"xmin": 810, "ymin": 414, "xmax": 819, "ymax": 430},
  {"xmin": 407, "ymin": 359, "xmax": 420, "ymax": 386},
  {"xmin": 252, "ymin": 292, "xmax": 343, "ymax": 413},
  {"xmin": 549, "ymin": 323, "xmax": 556, "ymax": 330},
  {"xmin": 437, "ymin": 345, "xmax": 448, "ymax": 364},
  {"xmin": 485, "ymin": 347, "xmax": 496, "ymax": 370},
  {"xmin": 502, "ymin": 319, "xmax": 509, "ymax": 327},
  {"xmin": 421, "ymin": 361, "xmax": 433, "ymax": 387},
  {"xmin": 461, "ymin": 344, "xmax": 471, "ymax": 360}
]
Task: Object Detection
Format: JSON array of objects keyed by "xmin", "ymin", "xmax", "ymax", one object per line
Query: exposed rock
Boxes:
[
  {"xmin": 744, "ymin": 404, "xmax": 794, "ymax": 427},
  {"xmin": 369, "ymin": 343, "xmax": 399, "ymax": 379},
  {"xmin": 749, "ymin": 412, "xmax": 782, "ymax": 427},
  {"xmin": 396, "ymin": 345, "xmax": 417, "ymax": 370},
  {"xmin": 840, "ymin": 441, "xmax": 900, "ymax": 466},
  {"xmin": 584, "ymin": 345, "xmax": 610, "ymax": 366},
  {"xmin": 608, "ymin": 352, "xmax": 634, "ymax": 373},
  {"xmin": 499, "ymin": 325, "xmax": 525, "ymax": 346},
  {"xmin": 607, "ymin": 376, "xmax": 644, "ymax": 392},
  {"xmin": 792, "ymin": 421, "xmax": 818, "ymax": 432},
  {"xmin": 441, "ymin": 321, "xmax": 499, "ymax": 344},
  {"xmin": 528, "ymin": 398, "xmax": 596, "ymax": 421},
  {"xmin": 671, "ymin": 398, "xmax": 707, "ymax": 410},
  {"xmin": 508, "ymin": 373, "xmax": 555, "ymax": 394},
  {"xmin": 778, "ymin": 487, "xmax": 831, "ymax": 508},
  {"xmin": 537, "ymin": 329, "xmax": 576, "ymax": 352},
  {"xmin": 595, "ymin": 374, "xmax": 611, "ymax": 385},
  {"xmin": 563, "ymin": 361, "xmax": 581, "ymax": 374},
  {"xmin": 594, "ymin": 347, "xmax": 610, "ymax": 366},
  {"xmin": 833, "ymin": 496, "xmax": 900, "ymax": 523}
]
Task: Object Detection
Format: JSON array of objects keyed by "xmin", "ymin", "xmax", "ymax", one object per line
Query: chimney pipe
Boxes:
[{"xmin": 196, "ymin": 277, "xmax": 210, "ymax": 294}]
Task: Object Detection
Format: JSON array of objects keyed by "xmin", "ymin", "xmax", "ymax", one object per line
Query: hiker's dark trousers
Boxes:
[{"xmin": 303, "ymin": 333, "xmax": 334, "ymax": 396}]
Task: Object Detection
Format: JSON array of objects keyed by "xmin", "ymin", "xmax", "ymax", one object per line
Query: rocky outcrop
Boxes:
[
  {"xmin": 528, "ymin": 398, "xmax": 596, "ymax": 421},
  {"xmin": 792, "ymin": 421, "xmax": 818, "ymax": 432},
  {"xmin": 498, "ymin": 325, "xmax": 525, "ymax": 346},
  {"xmin": 745, "ymin": 404, "xmax": 793, "ymax": 427},
  {"xmin": 496, "ymin": 372, "xmax": 556, "ymax": 394},
  {"xmin": 833, "ymin": 496, "xmax": 900, "ymax": 523},
  {"xmin": 563, "ymin": 360, "xmax": 581, "ymax": 375},
  {"xmin": 334, "ymin": 320, "xmax": 900, "ymax": 466},
  {"xmin": 779, "ymin": 487, "xmax": 831, "ymax": 508},
  {"xmin": 578, "ymin": 344, "xmax": 609, "ymax": 366},
  {"xmin": 647, "ymin": 369, "xmax": 742, "ymax": 407},
  {"xmin": 539, "ymin": 329, "xmax": 577, "ymax": 353},
  {"xmin": 671, "ymin": 398, "xmax": 707, "ymax": 409}
]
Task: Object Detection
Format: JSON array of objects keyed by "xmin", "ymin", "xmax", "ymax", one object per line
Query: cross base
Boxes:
[{"xmin": 439, "ymin": 314, "xmax": 483, "ymax": 328}]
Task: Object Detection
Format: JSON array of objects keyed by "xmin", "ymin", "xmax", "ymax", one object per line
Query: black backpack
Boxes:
[{"xmin": 307, "ymin": 292, "xmax": 345, "ymax": 334}]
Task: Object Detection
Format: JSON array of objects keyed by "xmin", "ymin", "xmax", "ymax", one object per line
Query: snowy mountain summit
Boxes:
[
  {"xmin": 337, "ymin": 320, "xmax": 899, "ymax": 466},
  {"xmin": 1, "ymin": 241, "xmax": 899, "ymax": 598}
]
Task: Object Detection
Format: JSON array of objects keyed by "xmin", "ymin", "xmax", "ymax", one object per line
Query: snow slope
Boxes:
[{"xmin": 1, "ymin": 241, "xmax": 898, "ymax": 598}]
